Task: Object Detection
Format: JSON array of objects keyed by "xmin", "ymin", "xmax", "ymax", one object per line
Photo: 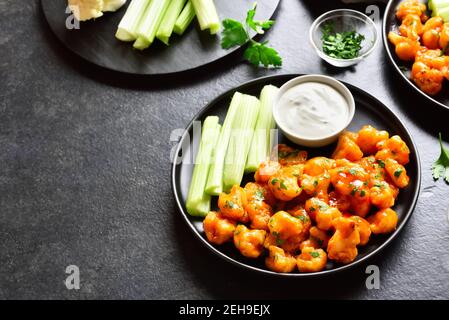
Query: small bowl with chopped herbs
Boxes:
[{"xmin": 309, "ymin": 9, "xmax": 378, "ymax": 67}]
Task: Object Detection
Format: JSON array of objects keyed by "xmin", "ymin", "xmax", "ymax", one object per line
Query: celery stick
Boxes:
[
  {"xmin": 205, "ymin": 92, "xmax": 243, "ymax": 195},
  {"xmin": 435, "ymin": 6, "xmax": 449, "ymax": 21},
  {"xmin": 186, "ymin": 116, "xmax": 221, "ymax": 217},
  {"xmin": 133, "ymin": 36, "xmax": 151, "ymax": 50},
  {"xmin": 191, "ymin": 0, "xmax": 220, "ymax": 34},
  {"xmin": 156, "ymin": 0, "xmax": 187, "ymax": 45},
  {"xmin": 174, "ymin": 1, "xmax": 196, "ymax": 35},
  {"xmin": 223, "ymin": 95, "xmax": 260, "ymax": 192},
  {"xmin": 432, "ymin": 0, "xmax": 449, "ymax": 11},
  {"xmin": 136, "ymin": 0, "xmax": 171, "ymax": 46},
  {"xmin": 115, "ymin": 0, "xmax": 151, "ymax": 42},
  {"xmin": 245, "ymin": 85, "xmax": 279, "ymax": 173}
]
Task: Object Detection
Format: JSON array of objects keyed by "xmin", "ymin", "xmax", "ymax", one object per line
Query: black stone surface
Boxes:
[{"xmin": 0, "ymin": 0, "xmax": 448, "ymax": 299}]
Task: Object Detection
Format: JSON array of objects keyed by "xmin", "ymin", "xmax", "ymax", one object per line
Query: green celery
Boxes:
[
  {"xmin": 245, "ymin": 85, "xmax": 279, "ymax": 173},
  {"xmin": 435, "ymin": 6, "xmax": 449, "ymax": 21},
  {"xmin": 135, "ymin": 0, "xmax": 171, "ymax": 48},
  {"xmin": 115, "ymin": 0, "xmax": 151, "ymax": 42},
  {"xmin": 186, "ymin": 116, "xmax": 221, "ymax": 217},
  {"xmin": 191, "ymin": 0, "xmax": 220, "ymax": 34},
  {"xmin": 133, "ymin": 36, "xmax": 151, "ymax": 50},
  {"xmin": 205, "ymin": 92, "xmax": 243, "ymax": 195},
  {"xmin": 174, "ymin": 1, "xmax": 196, "ymax": 35},
  {"xmin": 156, "ymin": 0, "xmax": 188, "ymax": 45},
  {"xmin": 431, "ymin": 0, "xmax": 449, "ymax": 11},
  {"xmin": 223, "ymin": 94, "xmax": 260, "ymax": 192}
]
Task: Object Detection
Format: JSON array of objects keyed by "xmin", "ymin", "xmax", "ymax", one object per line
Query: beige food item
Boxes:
[{"xmin": 68, "ymin": 0, "xmax": 126, "ymax": 21}]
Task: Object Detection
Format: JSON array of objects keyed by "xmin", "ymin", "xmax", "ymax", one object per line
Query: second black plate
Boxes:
[
  {"xmin": 383, "ymin": 0, "xmax": 449, "ymax": 111},
  {"xmin": 41, "ymin": 0, "xmax": 279, "ymax": 75},
  {"xmin": 172, "ymin": 74, "xmax": 421, "ymax": 277}
]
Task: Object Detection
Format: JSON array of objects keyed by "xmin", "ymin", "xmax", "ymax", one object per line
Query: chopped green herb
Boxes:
[
  {"xmin": 310, "ymin": 251, "xmax": 320, "ymax": 258},
  {"xmin": 360, "ymin": 190, "xmax": 366, "ymax": 197},
  {"xmin": 276, "ymin": 237, "xmax": 284, "ymax": 246},
  {"xmin": 272, "ymin": 231, "xmax": 284, "ymax": 246},
  {"xmin": 318, "ymin": 203, "xmax": 329, "ymax": 211},
  {"xmin": 351, "ymin": 187, "xmax": 358, "ymax": 196},
  {"xmin": 280, "ymin": 180, "xmax": 288, "ymax": 190},
  {"xmin": 271, "ymin": 178, "xmax": 279, "ymax": 185},
  {"xmin": 297, "ymin": 215, "xmax": 309, "ymax": 223},
  {"xmin": 313, "ymin": 180, "xmax": 319, "ymax": 187},
  {"xmin": 254, "ymin": 190, "xmax": 265, "ymax": 201},
  {"xmin": 394, "ymin": 169, "xmax": 403, "ymax": 178},
  {"xmin": 321, "ymin": 21, "xmax": 365, "ymax": 59},
  {"xmin": 348, "ymin": 168, "xmax": 357, "ymax": 176},
  {"xmin": 225, "ymin": 200, "xmax": 237, "ymax": 208},
  {"xmin": 378, "ymin": 160, "xmax": 385, "ymax": 168}
]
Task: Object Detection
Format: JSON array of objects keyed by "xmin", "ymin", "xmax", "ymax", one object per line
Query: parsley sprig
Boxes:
[
  {"xmin": 432, "ymin": 133, "xmax": 449, "ymax": 184},
  {"xmin": 221, "ymin": 3, "xmax": 281, "ymax": 68},
  {"xmin": 321, "ymin": 22, "xmax": 365, "ymax": 60}
]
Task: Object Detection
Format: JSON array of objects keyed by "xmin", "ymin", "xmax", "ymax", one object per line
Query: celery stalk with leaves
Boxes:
[
  {"xmin": 174, "ymin": 1, "xmax": 196, "ymax": 35},
  {"xmin": 432, "ymin": 133, "xmax": 449, "ymax": 183},
  {"xmin": 156, "ymin": 0, "xmax": 188, "ymax": 45},
  {"xmin": 134, "ymin": 0, "xmax": 171, "ymax": 49},
  {"xmin": 205, "ymin": 92, "xmax": 243, "ymax": 195},
  {"xmin": 186, "ymin": 116, "xmax": 221, "ymax": 217},
  {"xmin": 115, "ymin": 0, "xmax": 151, "ymax": 41},
  {"xmin": 245, "ymin": 85, "xmax": 279, "ymax": 173},
  {"xmin": 191, "ymin": 0, "xmax": 220, "ymax": 34},
  {"xmin": 223, "ymin": 94, "xmax": 260, "ymax": 192}
]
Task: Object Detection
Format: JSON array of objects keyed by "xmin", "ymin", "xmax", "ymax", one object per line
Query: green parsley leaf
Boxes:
[
  {"xmin": 310, "ymin": 251, "xmax": 320, "ymax": 258},
  {"xmin": 271, "ymin": 178, "xmax": 279, "ymax": 185},
  {"xmin": 246, "ymin": 3, "xmax": 274, "ymax": 34},
  {"xmin": 378, "ymin": 160, "xmax": 385, "ymax": 168},
  {"xmin": 244, "ymin": 40, "xmax": 282, "ymax": 68},
  {"xmin": 394, "ymin": 169, "xmax": 403, "ymax": 178},
  {"xmin": 221, "ymin": 19, "xmax": 248, "ymax": 49},
  {"xmin": 432, "ymin": 133, "xmax": 449, "ymax": 184},
  {"xmin": 221, "ymin": 3, "xmax": 281, "ymax": 68}
]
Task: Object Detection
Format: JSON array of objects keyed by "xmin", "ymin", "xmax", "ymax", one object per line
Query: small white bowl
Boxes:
[{"xmin": 273, "ymin": 75, "xmax": 355, "ymax": 147}]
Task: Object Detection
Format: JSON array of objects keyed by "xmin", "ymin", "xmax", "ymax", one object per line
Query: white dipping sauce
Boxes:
[{"xmin": 277, "ymin": 82, "xmax": 349, "ymax": 139}]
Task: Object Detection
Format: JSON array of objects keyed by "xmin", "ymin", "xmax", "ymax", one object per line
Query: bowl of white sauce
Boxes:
[{"xmin": 273, "ymin": 75, "xmax": 355, "ymax": 147}]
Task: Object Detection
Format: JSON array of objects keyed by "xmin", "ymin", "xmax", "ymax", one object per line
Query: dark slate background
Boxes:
[{"xmin": 1, "ymin": 0, "xmax": 448, "ymax": 299}]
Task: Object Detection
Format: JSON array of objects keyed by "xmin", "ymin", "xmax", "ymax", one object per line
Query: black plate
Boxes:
[
  {"xmin": 383, "ymin": 0, "xmax": 449, "ymax": 111},
  {"xmin": 41, "ymin": 0, "xmax": 279, "ymax": 75},
  {"xmin": 171, "ymin": 74, "xmax": 421, "ymax": 277}
]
